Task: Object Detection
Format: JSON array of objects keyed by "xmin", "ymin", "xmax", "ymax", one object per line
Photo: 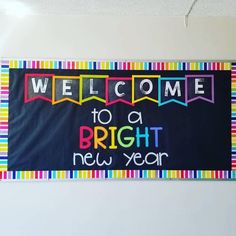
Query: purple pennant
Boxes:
[{"xmin": 185, "ymin": 74, "xmax": 214, "ymax": 104}]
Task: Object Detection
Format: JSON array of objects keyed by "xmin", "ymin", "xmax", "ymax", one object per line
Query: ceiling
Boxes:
[{"xmin": 0, "ymin": 0, "xmax": 235, "ymax": 17}]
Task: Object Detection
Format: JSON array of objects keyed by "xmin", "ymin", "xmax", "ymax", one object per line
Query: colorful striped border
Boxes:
[
  {"xmin": 6, "ymin": 60, "xmax": 232, "ymax": 71},
  {"xmin": 0, "ymin": 170, "xmax": 234, "ymax": 180},
  {"xmin": 0, "ymin": 59, "xmax": 234, "ymax": 181},
  {"xmin": 231, "ymin": 63, "xmax": 236, "ymax": 170}
]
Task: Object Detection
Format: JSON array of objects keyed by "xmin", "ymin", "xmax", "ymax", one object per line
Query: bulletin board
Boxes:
[{"xmin": 0, "ymin": 59, "xmax": 235, "ymax": 180}]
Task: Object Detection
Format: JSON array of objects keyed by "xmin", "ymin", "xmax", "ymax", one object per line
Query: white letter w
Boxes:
[{"xmin": 31, "ymin": 77, "xmax": 49, "ymax": 93}]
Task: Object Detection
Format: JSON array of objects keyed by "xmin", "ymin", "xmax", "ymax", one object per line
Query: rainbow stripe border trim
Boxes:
[{"xmin": 0, "ymin": 59, "xmax": 235, "ymax": 181}]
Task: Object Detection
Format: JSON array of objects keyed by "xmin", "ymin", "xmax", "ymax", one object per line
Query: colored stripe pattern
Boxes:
[
  {"xmin": 7, "ymin": 60, "xmax": 232, "ymax": 71},
  {"xmin": 232, "ymin": 63, "xmax": 236, "ymax": 170},
  {"xmin": 0, "ymin": 59, "xmax": 234, "ymax": 180},
  {"xmin": 0, "ymin": 170, "xmax": 233, "ymax": 180},
  {"xmin": 0, "ymin": 60, "xmax": 9, "ymax": 171}
]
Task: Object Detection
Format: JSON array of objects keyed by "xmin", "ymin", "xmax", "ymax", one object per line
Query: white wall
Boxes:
[{"xmin": 0, "ymin": 15, "xmax": 236, "ymax": 236}]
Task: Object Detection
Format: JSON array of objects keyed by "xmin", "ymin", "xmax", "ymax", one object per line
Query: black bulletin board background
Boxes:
[{"xmin": 8, "ymin": 69, "xmax": 231, "ymax": 171}]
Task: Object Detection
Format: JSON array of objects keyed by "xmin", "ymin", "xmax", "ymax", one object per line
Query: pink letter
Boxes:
[{"xmin": 79, "ymin": 126, "xmax": 93, "ymax": 149}]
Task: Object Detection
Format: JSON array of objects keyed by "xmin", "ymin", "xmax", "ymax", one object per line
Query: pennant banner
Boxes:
[{"xmin": 0, "ymin": 60, "xmax": 235, "ymax": 180}]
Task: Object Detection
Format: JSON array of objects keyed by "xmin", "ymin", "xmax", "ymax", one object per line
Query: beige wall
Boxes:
[
  {"xmin": 0, "ymin": 15, "xmax": 236, "ymax": 60},
  {"xmin": 0, "ymin": 15, "xmax": 236, "ymax": 236}
]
